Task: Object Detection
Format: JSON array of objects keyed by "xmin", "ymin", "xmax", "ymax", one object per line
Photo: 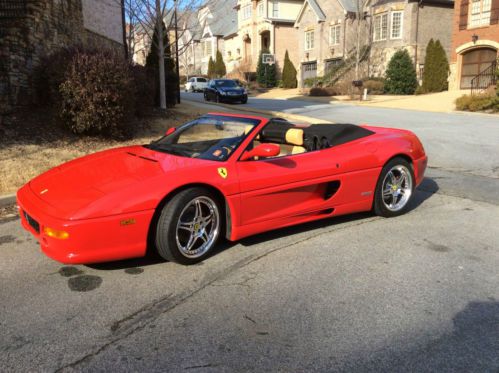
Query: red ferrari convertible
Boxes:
[{"xmin": 17, "ymin": 113, "xmax": 427, "ymax": 265}]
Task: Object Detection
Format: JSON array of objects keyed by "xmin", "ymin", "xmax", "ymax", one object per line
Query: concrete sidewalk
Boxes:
[{"xmin": 252, "ymin": 88, "xmax": 471, "ymax": 114}]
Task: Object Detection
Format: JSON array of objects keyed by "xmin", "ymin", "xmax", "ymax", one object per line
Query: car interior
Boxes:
[{"xmin": 245, "ymin": 118, "xmax": 375, "ymax": 159}]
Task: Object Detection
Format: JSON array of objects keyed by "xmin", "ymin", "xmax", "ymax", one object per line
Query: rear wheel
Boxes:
[
  {"xmin": 373, "ymin": 157, "xmax": 414, "ymax": 217},
  {"xmin": 156, "ymin": 188, "xmax": 222, "ymax": 265}
]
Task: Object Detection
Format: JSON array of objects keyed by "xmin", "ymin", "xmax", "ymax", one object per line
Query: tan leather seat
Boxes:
[{"xmin": 285, "ymin": 128, "xmax": 306, "ymax": 154}]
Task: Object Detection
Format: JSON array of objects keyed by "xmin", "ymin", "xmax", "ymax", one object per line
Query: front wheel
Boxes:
[
  {"xmin": 373, "ymin": 157, "xmax": 415, "ymax": 217},
  {"xmin": 241, "ymin": 97, "xmax": 248, "ymax": 104},
  {"xmin": 204, "ymin": 92, "xmax": 209, "ymax": 101},
  {"xmin": 155, "ymin": 188, "xmax": 222, "ymax": 265}
]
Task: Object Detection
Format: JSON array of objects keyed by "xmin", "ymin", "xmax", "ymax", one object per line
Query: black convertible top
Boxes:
[{"xmin": 260, "ymin": 119, "xmax": 374, "ymax": 151}]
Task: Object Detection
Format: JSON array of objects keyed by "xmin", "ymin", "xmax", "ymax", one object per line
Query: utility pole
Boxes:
[
  {"xmin": 174, "ymin": 0, "xmax": 181, "ymax": 104},
  {"xmin": 156, "ymin": 0, "xmax": 166, "ymax": 110}
]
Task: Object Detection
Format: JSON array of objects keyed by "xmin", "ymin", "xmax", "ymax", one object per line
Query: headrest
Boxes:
[{"xmin": 285, "ymin": 128, "xmax": 304, "ymax": 146}]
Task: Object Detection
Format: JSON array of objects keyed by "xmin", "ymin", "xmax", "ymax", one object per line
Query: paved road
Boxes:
[{"xmin": 1, "ymin": 96, "xmax": 498, "ymax": 372}]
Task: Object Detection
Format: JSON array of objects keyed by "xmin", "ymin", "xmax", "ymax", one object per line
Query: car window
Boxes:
[
  {"xmin": 197, "ymin": 78, "xmax": 207, "ymax": 83},
  {"xmin": 215, "ymin": 80, "xmax": 238, "ymax": 88},
  {"xmin": 147, "ymin": 115, "xmax": 261, "ymax": 162},
  {"xmin": 189, "ymin": 78, "xmax": 194, "ymax": 82}
]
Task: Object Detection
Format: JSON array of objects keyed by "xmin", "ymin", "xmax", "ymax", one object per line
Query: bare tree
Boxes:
[
  {"xmin": 120, "ymin": 0, "xmax": 211, "ymax": 109},
  {"xmin": 353, "ymin": 0, "xmax": 371, "ymax": 80}
]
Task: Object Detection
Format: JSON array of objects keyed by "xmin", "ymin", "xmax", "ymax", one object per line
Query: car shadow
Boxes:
[{"xmin": 87, "ymin": 177, "xmax": 439, "ymax": 271}]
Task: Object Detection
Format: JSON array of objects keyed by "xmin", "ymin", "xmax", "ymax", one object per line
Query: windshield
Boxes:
[
  {"xmin": 215, "ymin": 80, "xmax": 239, "ymax": 88},
  {"xmin": 146, "ymin": 115, "xmax": 260, "ymax": 161}
]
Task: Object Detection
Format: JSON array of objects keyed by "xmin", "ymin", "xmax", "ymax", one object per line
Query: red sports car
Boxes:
[{"xmin": 17, "ymin": 113, "xmax": 427, "ymax": 265}]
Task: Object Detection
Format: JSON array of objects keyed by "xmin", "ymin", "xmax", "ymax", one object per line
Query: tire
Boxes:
[
  {"xmin": 241, "ymin": 97, "xmax": 248, "ymax": 104},
  {"xmin": 216, "ymin": 94, "xmax": 221, "ymax": 103},
  {"xmin": 155, "ymin": 188, "xmax": 222, "ymax": 265},
  {"xmin": 373, "ymin": 157, "xmax": 415, "ymax": 218},
  {"xmin": 190, "ymin": 86, "xmax": 195, "ymax": 93},
  {"xmin": 204, "ymin": 92, "xmax": 209, "ymax": 101}
]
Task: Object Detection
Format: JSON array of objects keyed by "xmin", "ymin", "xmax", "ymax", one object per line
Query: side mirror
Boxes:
[
  {"xmin": 165, "ymin": 127, "xmax": 176, "ymax": 136},
  {"xmin": 240, "ymin": 143, "xmax": 280, "ymax": 161}
]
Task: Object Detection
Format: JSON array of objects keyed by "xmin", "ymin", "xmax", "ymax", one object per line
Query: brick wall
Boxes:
[{"xmin": 448, "ymin": 0, "xmax": 499, "ymax": 89}]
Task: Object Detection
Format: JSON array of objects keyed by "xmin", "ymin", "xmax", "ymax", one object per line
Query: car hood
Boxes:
[{"xmin": 28, "ymin": 145, "xmax": 204, "ymax": 220}]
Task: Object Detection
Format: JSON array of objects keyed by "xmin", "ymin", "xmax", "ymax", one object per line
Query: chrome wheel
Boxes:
[
  {"xmin": 175, "ymin": 196, "xmax": 220, "ymax": 259},
  {"xmin": 381, "ymin": 165, "xmax": 413, "ymax": 212}
]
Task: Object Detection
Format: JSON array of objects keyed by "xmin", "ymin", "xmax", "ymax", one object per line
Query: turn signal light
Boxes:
[{"xmin": 43, "ymin": 227, "xmax": 69, "ymax": 240}]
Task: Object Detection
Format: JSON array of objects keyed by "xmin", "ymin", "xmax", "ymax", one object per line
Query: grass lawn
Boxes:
[{"xmin": 0, "ymin": 103, "xmax": 210, "ymax": 195}]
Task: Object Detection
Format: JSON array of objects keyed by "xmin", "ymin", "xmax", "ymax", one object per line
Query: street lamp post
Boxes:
[{"xmin": 174, "ymin": 0, "xmax": 181, "ymax": 104}]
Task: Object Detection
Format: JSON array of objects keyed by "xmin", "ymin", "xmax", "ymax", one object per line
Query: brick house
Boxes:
[
  {"xmin": 294, "ymin": 0, "xmax": 454, "ymax": 86},
  {"xmin": 232, "ymin": 0, "xmax": 304, "ymax": 75},
  {"xmin": 448, "ymin": 0, "xmax": 499, "ymax": 90},
  {"xmin": 177, "ymin": 0, "xmax": 237, "ymax": 76},
  {"xmin": 0, "ymin": 0, "xmax": 124, "ymax": 119},
  {"xmin": 293, "ymin": 0, "xmax": 370, "ymax": 84},
  {"xmin": 369, "ymin": 0, "xmax": 454, "ymax": 82}
]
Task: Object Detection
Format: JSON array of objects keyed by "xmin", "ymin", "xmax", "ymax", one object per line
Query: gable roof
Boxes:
[
  {"xmin": 205, "ymin": 0, "xmax": 237, "ymax": 37},
  {"xmin": 295, "ymin": 0, "xmax": 362, "ymax": 25},
  {"xmin": 295, "ymin": 0, "xmax": 326, "ymax": 25}
]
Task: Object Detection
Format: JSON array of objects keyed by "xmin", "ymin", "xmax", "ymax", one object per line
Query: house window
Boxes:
[
  {"xmin": 203, "ymin": 40, "xmax": 212, "ymax": 57},
  {"xmin": 305, "ymin": 30, "xmax": 314, "ymax": 50},
  {"xmin": 391, "ymin": 11, "xmax": 403, "ymax": 39},
  {"xmin": 373, "ymin": 13, "xmax": 388, "ymax": 41},
  {"xmin": 469, "ymin": 0, "xmax": 492, "ymax": 27},
  {"xmin": 258, "ymin": 1, "xmax": 264, "ymax": 16},
  {"xmin": 242, "ymin": 4, "xmax": 252, "ymax": 20},
  {"xmin": 330, "ymin": 25, "xmax": 341, "ymax": 45},
  {"xmin": 272, "ymin": 0, "xmax": 279, "ymax": 18}
]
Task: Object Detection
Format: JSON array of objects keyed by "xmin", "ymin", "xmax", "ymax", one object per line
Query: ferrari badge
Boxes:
[{"xmin": 217, "ymin": 167, "xmax": 228, "ymax": 179}]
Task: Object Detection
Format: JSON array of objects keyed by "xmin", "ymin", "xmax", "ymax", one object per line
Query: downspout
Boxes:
[
  {"xmin": 343, "ymin": 12, "xmax": 347, "ymax": 57},
  {"xmin": 121, "ymin": 0, "xmax": 128, "ymax": 60},
  {"xmin": 414, "ymin": 0, "xmax": 423, "ymax": 70}
]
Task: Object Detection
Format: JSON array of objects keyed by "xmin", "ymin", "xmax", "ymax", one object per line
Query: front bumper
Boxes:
[
  {"xmin": 220, "ymin": 94, "xmax": 247, "ymax": 102},
  {"xmin": 17, "ymin": 184, "xmax": 155, "ymax": 264},
  {"xmin": 414, "ymin": 155, "xmax": 428, "ymax": 186}
]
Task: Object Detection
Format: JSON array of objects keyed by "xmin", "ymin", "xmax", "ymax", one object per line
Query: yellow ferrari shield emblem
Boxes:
[{"xmin": 218, "ymin": 167, "xmax": 228, "ymax": 179}]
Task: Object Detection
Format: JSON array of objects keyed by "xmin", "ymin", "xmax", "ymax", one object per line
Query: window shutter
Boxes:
[
  {"xmin": 491, "ymin": 0, "xmax": 499, "ymax": 24},
  {"xmin": 459, "ymin": 0, "xmax": 469, "ymax": 30}
]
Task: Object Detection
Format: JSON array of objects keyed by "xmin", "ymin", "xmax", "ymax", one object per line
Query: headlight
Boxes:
[{"xmin": 220, "ymin": 91, "xmax": 227, "ymax": 95}]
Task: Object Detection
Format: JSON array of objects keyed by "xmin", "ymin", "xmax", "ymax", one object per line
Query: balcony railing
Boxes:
[{"xmin": 471, "ymin": 58, "xmax": 498, "ymax": 95}]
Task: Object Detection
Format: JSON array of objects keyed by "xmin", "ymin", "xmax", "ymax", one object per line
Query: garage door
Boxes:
[
  {"xmin": 460, "ymin": 48, "xmax": 497, "ymax": 89},
  {"xmin": 302, "ymin": 62, "xmax": 317, "ymax": 81}
]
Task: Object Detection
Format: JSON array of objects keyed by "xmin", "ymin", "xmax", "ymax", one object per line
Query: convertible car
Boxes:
[{"xmin": 17, "ymin": 113, "xmax": 427, "ymax": 265}]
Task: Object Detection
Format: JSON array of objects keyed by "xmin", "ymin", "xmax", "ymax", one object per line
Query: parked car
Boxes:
[
  {"xmin": 185, "ymin": 77, "xmax": 208, "ymax": 92},
  {"xmin": 17, "ymin": 113, "xmax": 427, "ymax": 265},
  {"xmin": 204, "ymin": 79, "xmax": 248, "ymax": 104}
]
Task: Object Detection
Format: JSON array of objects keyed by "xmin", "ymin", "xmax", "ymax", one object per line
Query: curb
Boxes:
[
  {"xmin": 0, "ymin": 193, "xmax": 16, "ymax": 208},
  {"xmin": 183, "ymin": 98, "xmax": 330, "ymax": 124}
]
